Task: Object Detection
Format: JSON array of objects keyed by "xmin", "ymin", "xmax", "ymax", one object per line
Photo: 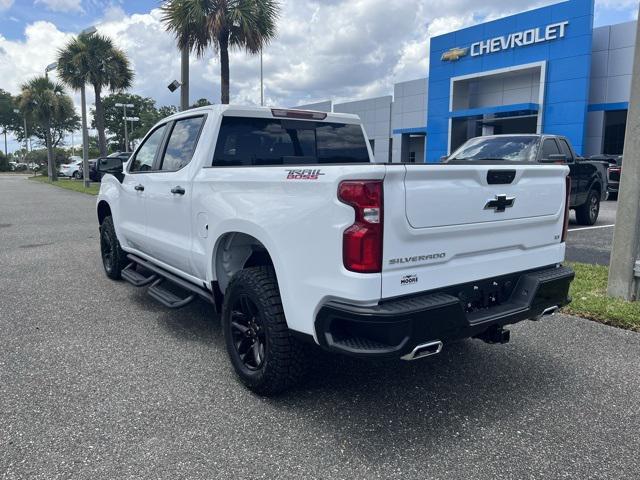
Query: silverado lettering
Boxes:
[{"xmin": 389, "ymin": 253, "xmax": 446, "ymax": 265}]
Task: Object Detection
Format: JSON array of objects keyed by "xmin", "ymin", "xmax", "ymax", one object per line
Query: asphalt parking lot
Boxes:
[
  {"xmin": 565, "ymin": 199, "xmax": 617, "ymax": 265},
  {"xmin": 1, "ymin": 175, "xmax": 639, "ymax": 479}
]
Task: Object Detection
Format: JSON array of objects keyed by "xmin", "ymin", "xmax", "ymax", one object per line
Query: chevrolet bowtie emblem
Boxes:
[
  {"xmin": 485, "ymin": 194, "xmax": 516, "ymax": 212},
  {"xmin": 441, "ymin": 47, "xmax": 469, "ymax": 62}
]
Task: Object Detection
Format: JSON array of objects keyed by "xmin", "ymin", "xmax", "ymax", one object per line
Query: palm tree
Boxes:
[
  {"xmin": 17, "ymin": 76, "xmax": 75, "ymax": 181},
  {"xmin": 161, "ymin": 0, "xmax": 279, "ymax": 105},
  {"xmin": 57, "ymin": 32, "xmax": 133, "ymax": 156}
]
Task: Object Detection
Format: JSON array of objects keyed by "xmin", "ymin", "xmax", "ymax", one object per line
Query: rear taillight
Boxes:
[
  {"xmin": 562, "ymin": 175, "xmax": 571, "ymax": 242},
  {"xmin": 338, "ymin": 180, "xmax": 383, "ymax": 273}
]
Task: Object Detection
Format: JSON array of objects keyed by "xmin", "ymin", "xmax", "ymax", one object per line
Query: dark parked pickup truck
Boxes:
[
  {"xmin": 590, "ymin": 154, "xmax": 622, "ymax": 200},
  {"xmin": 446, "ymin": 134, "xmax": 607, "ymax": 225}
]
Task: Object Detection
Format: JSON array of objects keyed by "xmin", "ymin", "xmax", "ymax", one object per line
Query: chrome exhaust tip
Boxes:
[
  {"xmin": 401, "ymin": 340, "xmax": 443, "ymax": 361},
  {"xmin": 533, "ymin": 305, "xmax": 559, "ymax": 321}
]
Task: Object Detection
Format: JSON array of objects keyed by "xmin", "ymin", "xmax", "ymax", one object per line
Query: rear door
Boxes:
[
  {"xmin": 381, "ymin": 163, "xmax": 568, "ymax": 298},
  {"xmin": 119, "ymin": 123, "xmax": 168, "ymax": 252},
  {"xmin": 142, "ymin": 115, "xmax": 206, "ymax": 275}
]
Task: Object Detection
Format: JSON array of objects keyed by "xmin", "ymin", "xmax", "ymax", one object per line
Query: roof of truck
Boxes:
[{"xmin": 164, "ymin": 104, "xmax": 363, "ymax": 125}]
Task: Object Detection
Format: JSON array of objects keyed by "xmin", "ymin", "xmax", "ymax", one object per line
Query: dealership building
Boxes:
[{"xmin": 297, "ymin": 0, "xmax": 634, "ymax": 163}]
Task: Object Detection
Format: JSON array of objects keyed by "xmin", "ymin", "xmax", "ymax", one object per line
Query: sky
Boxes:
[{"xmin": 0, "ymin": 0, "xmax": 638, "ymax": 153}]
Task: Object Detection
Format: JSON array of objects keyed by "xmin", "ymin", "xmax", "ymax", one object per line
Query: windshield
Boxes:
[
  {"xmin": 212, "ymin": 117, "xmax": 370, "ymax": 166},
  {"xmin": 448, "ymin": 136, "xmax": 540, "ymax": 162}
]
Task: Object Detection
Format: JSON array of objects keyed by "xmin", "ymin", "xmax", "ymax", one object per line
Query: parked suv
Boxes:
[{"xmin": 96, "ymin": 106, "xmax": 574, "ymax": 394}]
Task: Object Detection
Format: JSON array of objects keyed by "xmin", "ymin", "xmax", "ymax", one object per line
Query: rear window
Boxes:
[
  {"xmin": 448, "ymin": 136, "xmax": 539, "ymax": 162},
  {"xmin": 212, "ymin": 117, "xmax": 370, "ymax": 166}
]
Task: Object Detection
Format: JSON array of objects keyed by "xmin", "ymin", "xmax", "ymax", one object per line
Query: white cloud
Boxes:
[
  {"xmin": 34, "ymin": 0, "xmax": 84, "ymax": 13},
  {"xmin": 0, "ymin": 0, "xmax": 13, "ymax": 11},
  {"xmin": 0, "ymin": 21, "xmax": 73, "ymax": 93}
]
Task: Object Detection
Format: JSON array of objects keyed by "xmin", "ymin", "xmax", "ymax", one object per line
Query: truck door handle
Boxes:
[
  {"xmin": 134, "ymin": 184, "xmax": 144, "ymax": 191},
  {"xmin": 171, "ymin": 186, "xmax": 186, "ymax": 195}
]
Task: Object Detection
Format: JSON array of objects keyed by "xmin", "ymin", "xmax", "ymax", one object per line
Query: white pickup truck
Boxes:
[{"xmin": 96, "ymin": 105, "xmax": 574, "ymax": 394}]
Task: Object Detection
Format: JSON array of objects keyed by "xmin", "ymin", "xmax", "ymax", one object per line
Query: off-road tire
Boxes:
[
  {"xmin": 575, "ymin": 189, "xmax": 600, "ymax": 225},
  {"xmin": 222, "ymin": 266, "xmax": 309, "ymax": 395},
  {"xmin": 100, "ymin": 216, "xmax": 128, "ymax": 280}
]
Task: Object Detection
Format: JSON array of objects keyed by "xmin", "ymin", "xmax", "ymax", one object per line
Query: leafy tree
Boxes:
[
  {"xmin": 161, "ymin": 0, "xmax": 279, "ymax": 104},
  {"xmin": 17, "ymin": 77, "xmax": 76, "ymax": 181},
  {"xmin": 0, "ymin": 89, "xmax": 19, "ymax": 156},
  {"xmin": 12, "ymin": 108, "xmax": 79, "ymax": 151},
  {"xmin": 156, "ymin": 105, "xmax": 179, "ymax": 119},
  {"xmin": 191, "ymin": 98, "xmax": 212, "ymax": 108},
  {"xmin": 57, "ymin": 32, "xmax": 134, "ymax": 156},
  {"xmin": 26, "ymin": 148, "xmax": 70, "ymax": 173},
  {"xmin": 94, "ymin": 93, "xmax": 157, "ymax": 152}
]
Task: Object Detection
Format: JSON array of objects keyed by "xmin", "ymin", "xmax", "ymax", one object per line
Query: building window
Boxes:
[
  {"xmin": 409, "ymin": 151, "xmax": 416, "ymax": 163},
  {"xmin": 603, "ymin": 110, "xmax": 627, "ymax": 155}
]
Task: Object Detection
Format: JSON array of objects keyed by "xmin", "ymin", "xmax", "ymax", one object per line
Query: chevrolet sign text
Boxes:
[{"xmin": 470, "ymin": 21, "xmax": 568, "ymax": 57}]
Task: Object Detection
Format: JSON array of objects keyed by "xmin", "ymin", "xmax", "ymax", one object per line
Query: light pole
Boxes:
[
  {"xmin": 13, "ymin": 108, "xmax": 28, "ymax": 158},
  {"xmin": 45, "ymin": 62, "xmax": 57, "ymax": 79},
  {"xmin": 115, "ymin": 103, "xmax": 134, "ymax": 152},
  {"xmin": 126, "ymin": 116, "xmax": 140, "ymax": 150},
  {"xmin": 608, "ymin": 11, "xmax": 640, "ymax": 300},
  {"xmin": 181, "ymin": 47, "xmax": 189, "ymax": 111},
  {"xmin": 78, "ymin": 25, "xmax": 97, "ymax": 188},
  {"xmin": 260, "ymin": 47, "xmax": 264, "ymax": 107}
]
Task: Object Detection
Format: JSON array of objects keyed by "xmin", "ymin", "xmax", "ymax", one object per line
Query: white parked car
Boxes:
[
  {"xmin": 96, "ymin": 105, "xmax": 575, "ymax": 394},
  {"xmin": 59, "ymin": 159, "xmax": 82, "ymax": 178}
]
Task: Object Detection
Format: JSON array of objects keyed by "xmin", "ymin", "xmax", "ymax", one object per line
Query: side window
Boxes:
[
  {"xmin": 541, "ymin": 138, "xmax": 561, "ymax": 160},
  {"xmin": 160, "ymin": 116, "xmax": 205, "ymax": 171},
  {"xmin": 558, "ymin": 139, "xmax": 573, "ymax": 162},
  {"xmin": 129, "ymin": 125, "xmax": 167, "ymax": 172}
]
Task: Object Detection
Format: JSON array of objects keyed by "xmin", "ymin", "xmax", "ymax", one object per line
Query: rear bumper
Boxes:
[
  {"xmin": 607, "ymin": 181, "xmax": 619, "ymax": 193},
  {"xmin": 315, "ymin": 265, "xmax": 574, "ymax": 358}
]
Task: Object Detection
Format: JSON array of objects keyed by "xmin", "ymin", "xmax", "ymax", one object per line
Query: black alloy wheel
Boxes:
[
  {"xmin": 230, "ymin": 294, "xmax": 267, "ymax": 371},
  {"xmin": 222, "ymin": 266, "xmax": 309, "ymax": 395},
  {"xmin": 100, "ymin": 227, "xmax": 114, "ymax": 275}
]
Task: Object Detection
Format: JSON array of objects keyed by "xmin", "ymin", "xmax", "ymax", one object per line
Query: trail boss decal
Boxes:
[
  {"xmin": 286, "ymin": 169, "xmax": 325, "ymax": 180},
  {"xmin": 389, "ymin": 253, "xmax": 446, "ymax": 265}
]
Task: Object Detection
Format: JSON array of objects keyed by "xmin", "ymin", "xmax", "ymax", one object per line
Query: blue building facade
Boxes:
[
  {"xmin": 298, "ymin": 0, "xmax": 632, "ymax": 164},
  {"xmin": 426, "ymin": 0, "xmax": 595, "ymax": 162}
]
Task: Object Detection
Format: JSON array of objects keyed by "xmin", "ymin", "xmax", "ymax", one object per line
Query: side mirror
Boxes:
[
  {"xmin": 97, "ymin": 157, "xmax": 124, "ymax": 182},
  {"xmin": 540, "ymin": 153, "xmax": 568, "ymax": 164}
]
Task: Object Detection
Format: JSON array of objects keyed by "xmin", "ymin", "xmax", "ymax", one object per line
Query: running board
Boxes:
[
  {"xmin": 125, "ymin": 254, "xmax": 214, "ymax": 308},
  {"xmin": 148, "ymin": 278, "xmax": 196, "ymax": 309},
  {"xmin": 121, "ymin": 262, "xmax": 158, "ymax": 287}
]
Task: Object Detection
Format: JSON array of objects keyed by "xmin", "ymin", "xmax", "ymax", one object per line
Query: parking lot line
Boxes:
[{"xmin": 568, "ymin": 224, "xmax": 615, "ymax": 232}]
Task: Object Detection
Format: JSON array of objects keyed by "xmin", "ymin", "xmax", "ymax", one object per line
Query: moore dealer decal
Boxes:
[
  {"xmin": 285, "ymin": 169, "xmax": 325, "ymax": 180},
  {"xmin": 389, "ymin": 253, "xmax": 446, "ymax": 265},
  {"xmin": 400, "ymin": 274, "xmax": 418, "ymax": 286}
]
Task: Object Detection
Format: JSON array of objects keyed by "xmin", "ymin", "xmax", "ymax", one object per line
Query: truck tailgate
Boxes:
[{"xmin": 381, "ymin": 164, "xmax": 568, "ymax": 299}]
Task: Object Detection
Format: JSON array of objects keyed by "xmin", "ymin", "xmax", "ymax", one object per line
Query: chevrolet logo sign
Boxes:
[
  {"xmin": 484, "ymin": 194, "xmax": 516, "ymax": 212},
  {"xmin": 441, "ymin": 47, "xmax": 468, "ymax": 62}
]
